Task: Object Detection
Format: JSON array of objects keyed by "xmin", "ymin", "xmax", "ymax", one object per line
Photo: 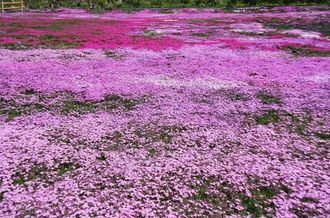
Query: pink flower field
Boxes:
[{"xmin": 0, "ymin": 6, "xmax": 329, "ymax": 217}]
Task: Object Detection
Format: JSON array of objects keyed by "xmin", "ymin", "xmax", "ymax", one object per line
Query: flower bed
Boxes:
[{"xmin": 0, "ymin": 6, "xmax": 329, "ymax": 217}]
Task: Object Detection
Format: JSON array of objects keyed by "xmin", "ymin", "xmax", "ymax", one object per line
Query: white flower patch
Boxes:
[
  {"xmin": 230, "ymin": 22, "xmax": 272, "ymax": 35},
  {"xmin": 139, "ymin": 75, "xmax": 246, "ymax": 89},
  {"xmin": 282, "ymin": 29, "xmax": 323, "ymax": 39},
  {"xmin": 307, "ymin": 74, "xmax": 330, "ymax": 83}
]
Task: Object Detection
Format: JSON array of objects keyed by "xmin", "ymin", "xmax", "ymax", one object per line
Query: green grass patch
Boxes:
[
  {"xmin": 254, "ymin": 110, "xmax": 313, "ymax": 134},
  {"xmin": 12, "ymin": 165, "xmax": 48, "ymax": 185},
  {"xmin": 1, "ymin": 93, "xmax": 144, "ymax": 121},
  {"xmin": 191, "ymin": 32, "xmax": 212, "ymax": 37},
  {"xmin": 27, "ymin": 165, "xmax": 48, "ymax": 181},
  {"xmin": 194, "ymin": 186, "xmax": 209, "ymax": 201},
  {"xmin": 2, "ymin": 43, "xmax": 29, "ymax": 50},
  {"xmin": 282, "ymin": 46, "xmax": 330, "ymax": 57},
  {"xmin": 280, "ymin": 184, "xmax": 292, "ymax": 194},
  {"xmin": 58, "ymin": 162, "xmax": 75, "ymax": 176},
  {"xmin": 104, "ymin": 50, "xmax": 125, "ymax": 60},
  {"xmin": 148, "ymin": 148, "xmax": 158, "ymax": 157},
  {"xmin": 34, "ymin": 103, "xmax": 44, "ymax": 110},
  {"xmin": 12, "ymin": 172, "xmax": 26, "ymax": 185},
  {"xmin": 192, "ymin": 178, "xmax": 221, "ymax": 205},
  {"xmin": 191, "ymin": 176, "xmax": 229, "ymax": 207},
  {"xmin": 264, "ymin": 19, "xmax": 330, "ymax": 37},
  {"xmin": 255, "ymin": 110, "xmax": 280, "ymax": 125},
  {"xmin": 190, "ymin": 176, "xmax": 282, "ymax": 217},
  {"xmin": 37, "ymin": 34, "xmax": 80, "ymax": 49},
  {"xmin": 40, "ymin": 34, "xmax": 59, "ymax": 40},
  {"xmin": 121, "ymin": 99, "xmax": 136, "ymax": 111},
  {"xmin": 252, "ymin": 186, "xmax": 277, "ymax": 199},
  {"xmin": 240, "ymin": 195, "xmax": 263, "ymax": 217},
  {"xmin": 239, "ymin": 186, "xmax": 277, "ymax": 217},
  {"xmin": 97, "ymin": 153, "xmax": 107, "ymax": 161},
  {"xmin": 314, "ymin": 132, "xmax": 330, "ymax": 140},
  {"xmin": 61, "ymin": 94, "xmax": 142, "ymax": 114},
  {"xmin": 159, "ymin": 130, "xmax": 172, "ymax": 144},
  {"xmin": 159, "ymin": 9, "xmax": 174, "ymax": 14},
  {"xmin": 0, "ymin": 192, "xmax": 4, "ymax": 203},
  {"xmin": 256, "ymin": 91, "xmax": 281, "ymax": 104},
  {"xmin": 62, "ymin": 100, "xmax": 97, "ymax": 114},
  {"xmin": 301, "ymin": 197, "xmax": 319, "ymax": 203},
  {"xmin": 100, "ymin": 131, "xmax": 123, "ymax": 150},
  {"xmin": 32, "ymin": 20, "xmax": 82, "ymax": 31},
  {"xmin": 3, "ymin": 103, "xmax": 44, "ymax": 122},
  {"xmin": 103, "ymin": 94, "xmax": 138, "ymax": 111},
  {"xmin": 226, "ymin": 90, "xmax": 249, "ymax": 101},
  {"xmin": 6, "ymin": 110, "xmax": 22, "ymax": 121},
  {"xmin": 24, "ymin": 89, "xmax": 37, "ymax": 95},
  {"xmin": 288, "ymin": 113, "xmax": 312, "ymax": 135},
  {"xmin": 189, "ymin": 18, "xmax": 221, "ymax": 25},
  {"xmin": 238, "ymin": 31, "xmax": 265, "ymax": 37},
  {"xmin": 253, "ymin": 110, "xmax": 315, "ymax": 135},
  {"xmin": 134, "ymin": 124, "xmax": 186, "ymax": 146}
]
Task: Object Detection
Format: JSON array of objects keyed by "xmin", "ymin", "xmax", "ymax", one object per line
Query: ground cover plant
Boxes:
[
  {"xmin": 22, "ymin": 0, "xmax": 330, "ymax": 10},
  {"xmin": 0, "ymin": 6, "xmax": 329, "ymax": 217}
]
